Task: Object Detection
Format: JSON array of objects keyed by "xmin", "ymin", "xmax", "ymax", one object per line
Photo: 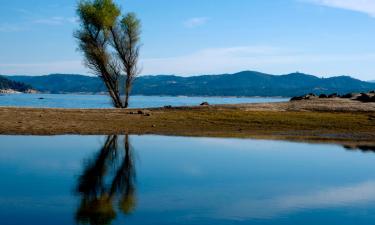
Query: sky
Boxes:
[{"xmin": 0, "ymin": 0, "xmax": 374, "ymax": 81}]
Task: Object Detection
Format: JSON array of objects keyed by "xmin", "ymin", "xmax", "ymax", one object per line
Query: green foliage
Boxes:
[
  {"xmin": 121, "ymin": 13, "xmax": 141, "ymax": 43},
  {"xmin": 77, "ymin": 0, "xmax": 120, "ymax": 30}
]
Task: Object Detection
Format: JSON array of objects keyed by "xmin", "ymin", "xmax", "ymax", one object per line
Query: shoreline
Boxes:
[
  {"xmin": 1, "ymin": 99, "xmax": 374, "ymax": 147},
  {"xmin": 0, "ymin": 92, "xmax": 290, "ymax": 98}
]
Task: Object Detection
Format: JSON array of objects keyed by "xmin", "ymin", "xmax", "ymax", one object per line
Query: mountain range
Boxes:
[{"xmin": 4, "ymin": 71, "xmax": 375, "ymax": 97}]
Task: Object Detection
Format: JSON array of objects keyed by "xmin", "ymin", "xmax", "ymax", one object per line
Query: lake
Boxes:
[
  {"xmin": 1, "ymin": 135, "xmax": 375, "ymax": 225},
  {"xmin": 0, "ymin": 94, "xmax": 288, "ymax": 108}
]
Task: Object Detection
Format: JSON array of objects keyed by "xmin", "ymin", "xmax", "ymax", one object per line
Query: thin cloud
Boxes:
[
  {"xmin": 216, "ymin": 180, "xmax": 375, "ymax": 219},
  {"xmin": 141, "ymin": 46, "xmax": 375, "ymax": 80},
  {"xmin": 33, "ymin": 16, "xmax": 77, "ymax": 26},
  {"xmin": 2, "ymin": 46, "xmax": 374, "ymax": 80},
  {"xmin": 184, "ymin": 17, "xmax": 210, "ymax": 28},
  {"xmin": 307, "ymin": 0, "xmax": 375, "ymax": 17},
  {"xmin": 0, "ymin": 23, "xmax": 24, "ymax": 32}
]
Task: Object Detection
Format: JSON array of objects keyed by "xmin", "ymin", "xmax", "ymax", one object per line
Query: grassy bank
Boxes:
[{"xmin": 1, "ymin": 99, "xmax": 374, "ymax": 146}]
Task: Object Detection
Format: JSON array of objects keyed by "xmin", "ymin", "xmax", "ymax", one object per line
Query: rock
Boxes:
[
  {"xmin": 0, "ymin": 89, "xmax": 21, "ymax": 94},
  {"xmin": 370, "ymin": 91, "xmax": 375, "ymax": 94},
  {"xmin": 319, "ymin": 94, "xmax": 328, "ymax": 98},
  {"xmin": 341, "ymin": 93, "xmax": 354, "ymax": 99},
  {"xmin": 290, "ymin": 96, "xmax": 303, "ymax": 101},
  {"xmin": 290, "ymin": 94, "xmax": 317, "ymax": 101},
  {"xmin": 25, "ymin": 89, "xmax": 38, "ymax": 94},
  {"xmin": 304, "ymin": 94, "xmax": 317, "ymax": 100},
  {"xmin": 143, "ymin": 111, "xmax": 151, "ymax": 116},
  {"xmin": 137, "ymin": 110, "xmax": 151, "ymax": 116},
  {"xmin": 328, "ymin": 93, "xmax": 339, "ymax": 98},
  {"xmin": 164, "ymin": 105, "xmax": 172, "ymax": 109},
  {"xmin": 356, "ymin": 93, "xmax": 372, "ymax": 102},
  {"xmin": 38, "ymin": 97, "xmax": 45, "ymax": 100},
  {"xmin": 200, "ymin": 102, "xmax": 210, "ymax": 106}
]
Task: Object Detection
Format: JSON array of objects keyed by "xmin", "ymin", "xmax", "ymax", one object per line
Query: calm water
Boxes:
[
  {"xmin": 1, "ymin": 135, "xmax": 375, "ymax": 225},
  {"xmin": 0, "ymin": 94, "xmax": 287, "ymax": 108}
]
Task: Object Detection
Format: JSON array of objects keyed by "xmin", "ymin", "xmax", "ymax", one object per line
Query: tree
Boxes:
[{"xmin": 75, "ymin": 0, "xmax": 141, "ymax": 108}]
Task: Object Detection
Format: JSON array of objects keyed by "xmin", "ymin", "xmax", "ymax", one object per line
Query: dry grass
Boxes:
[{"xmin": 0, "ymin": 98, "xmax": 374, "ymax": 146}]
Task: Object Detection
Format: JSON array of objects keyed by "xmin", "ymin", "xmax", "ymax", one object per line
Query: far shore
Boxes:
[
  {"xmin": 1, "ymin": 98, "xmax": 374, "ymax": 148},
  {"xmin": 0, "ymin": 91, "xmax": 289, "ymax": 99}
]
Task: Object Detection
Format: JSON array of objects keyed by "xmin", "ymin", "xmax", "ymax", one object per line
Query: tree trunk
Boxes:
[{"xmin": 124, "ymin": 74, "xmax": 132, "ymax": 108}]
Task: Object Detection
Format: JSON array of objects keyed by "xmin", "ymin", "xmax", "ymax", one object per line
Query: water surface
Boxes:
[
  {"xmin": 0, "ymin": 94, "xmax": 287, "ymax": 108},
  {"xmin": 0, "ymin": 135, "xmax": 374, "ymax": 225}
]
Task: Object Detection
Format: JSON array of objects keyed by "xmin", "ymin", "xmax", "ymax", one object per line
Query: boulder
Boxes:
[
  {"xmin": 290, "ymin": 93, "xmax": 317, "ymax": 101},
  {"xmin": 290, "ymin": 96, "xmax": 303, "ymax": 101},
  {"xmin": 138, "ymin": 110, "xmax": 151, "ymax": 115},
  {"xmin": 319, "ymin": 94, "xmax": 328, "ymax": 98},
  {"xmin": 328, "ymin": 93, "xmax": 339, "ymax": 98},
  {"xmin": 304, "ymin": 94, "xmax": 317, "ymax": 100},
  {"xmin": 341, "ymin": 93, "xmax": 354, "ymax": 99},
  {"xmin": 200, "ymin": 102, "xmax": 210, "ymax": 106},
  {"xmin": 356, "ymin": 93, "xmax": 372, "ymax": 102}
]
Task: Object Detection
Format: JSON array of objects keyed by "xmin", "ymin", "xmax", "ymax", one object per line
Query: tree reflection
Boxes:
[{"xmin": 75, "ymin": 135, "xmax": 136, "ymax": 225}]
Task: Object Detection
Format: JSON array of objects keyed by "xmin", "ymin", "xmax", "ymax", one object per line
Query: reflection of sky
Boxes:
[
  {"xmin": 1, "ymin": 135, "xmax": 375, "ymax": 224},
  {"xmin": 215, "ymin": 180, "xmax": 375, "ymax": 220}
]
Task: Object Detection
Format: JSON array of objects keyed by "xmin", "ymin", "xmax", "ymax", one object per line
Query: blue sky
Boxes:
[{"xmin": 0, "ymin": 0, "xmax": 374, "ymax": 80}]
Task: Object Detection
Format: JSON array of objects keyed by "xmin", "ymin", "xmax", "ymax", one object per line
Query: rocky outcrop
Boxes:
[
  {"xmin": 290, "ymin": 93, "xmax": 317, "ymax": 101},
  {"xmin": 0, "ymin": 89, "xmax": 21, "ymax": 94},
  {"xmin": 328, "ymin": 93, "xmax": 339, "ymax": 98},
  {"xmin": 355, "ymin": 93, "xmax": 375, "ymax": 103},
  {"xmin": 0, "ymin": 88, "xmax": 38, "ymax": 94},
  {"xmin": 291, "ymin": 91, "xmax": 375, "ymax": 103}
]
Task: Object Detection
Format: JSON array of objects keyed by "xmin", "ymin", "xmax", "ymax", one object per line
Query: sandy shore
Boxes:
[{"xmin": 1, "ymin": 98, "xmax": 374, "ymax": 147}]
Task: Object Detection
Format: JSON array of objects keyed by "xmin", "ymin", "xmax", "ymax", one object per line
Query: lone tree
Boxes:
[{"xmin": 75, "ymin": 0, "xmax": 141, "ymax": 108}]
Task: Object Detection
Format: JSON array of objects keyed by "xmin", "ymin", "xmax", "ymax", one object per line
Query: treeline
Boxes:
[
  {"xmin": 6, "ymin": 71, "xmax": 375, "ymax": 97},
  {"xmin": 0, "ymin": 76, "xmax": 32, "ymax": 92}
]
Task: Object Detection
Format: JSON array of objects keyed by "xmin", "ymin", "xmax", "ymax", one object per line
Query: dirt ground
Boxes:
[{"xmin": 0, "ymin": 99, "xmax": 374, "ymax": 147}]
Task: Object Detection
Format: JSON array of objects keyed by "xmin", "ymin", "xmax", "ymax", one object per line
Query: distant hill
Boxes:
[
  {"xmin": 5, "ymin": 71, "xmax": 375, "ymax": 97},
  {"xmin": 0, "ymin": 76, "xmax": 33, "ymax": 93},
  {"xmin": 7, "ymin": 74, "xmax": 103, "ymax": 94}
]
